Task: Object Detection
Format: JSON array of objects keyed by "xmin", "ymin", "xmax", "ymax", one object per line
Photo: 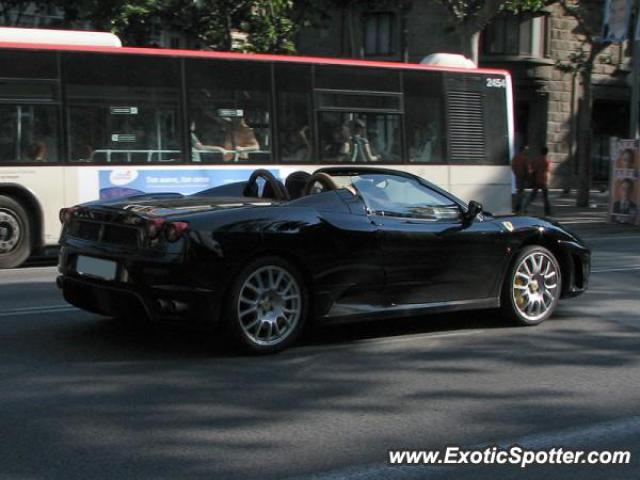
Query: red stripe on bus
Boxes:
[{"xmin": 0, "ymin": 41, "xmax": 511, "ymax": 76}]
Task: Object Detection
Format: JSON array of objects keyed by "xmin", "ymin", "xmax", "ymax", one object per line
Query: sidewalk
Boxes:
[{"xmin": 516, "ymin": 189, "xmax": 640, "ymax": 235}]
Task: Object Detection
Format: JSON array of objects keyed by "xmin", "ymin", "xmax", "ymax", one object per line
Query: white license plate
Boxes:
[{"xmin": 75, "ymin": 255, "xmax": 117, "ymax": 281}]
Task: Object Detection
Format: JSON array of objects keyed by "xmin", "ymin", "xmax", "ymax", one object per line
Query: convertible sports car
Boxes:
[{"xmin": 57, "ymin": 168, "xmax": 590, "ymax": 353}]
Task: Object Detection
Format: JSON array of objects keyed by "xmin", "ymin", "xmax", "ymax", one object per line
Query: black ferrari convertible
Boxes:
[{"xmin": 57, "ymin": 168, "xmax": 590, "ymax": 353}]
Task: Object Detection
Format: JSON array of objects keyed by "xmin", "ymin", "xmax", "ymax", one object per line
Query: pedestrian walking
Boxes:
[
  {"xmin": 524, "ymin": 146, "xmax": 552, "ymax": 215},
  {"xmin": 512, "ymin": 145, "xmax": 529, "ymax": 213}
]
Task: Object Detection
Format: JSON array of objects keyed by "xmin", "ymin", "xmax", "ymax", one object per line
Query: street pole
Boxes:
[{"xmin": 630, "ymin": 0, "xmax": 640, "ymax": 139}]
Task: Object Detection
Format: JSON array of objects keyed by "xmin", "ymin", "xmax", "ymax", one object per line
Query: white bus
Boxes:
[{"xmin": 0, "ymin": 27, "xmax": 513, "ymax": 268}]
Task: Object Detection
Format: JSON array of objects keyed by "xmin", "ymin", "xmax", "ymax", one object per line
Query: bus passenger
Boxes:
[
  {"xmin": 25, "ymin": 141, "xmax": 47, "ymax": 161},
  {"xmin": 224, "ymin": 117, "xmax": 260, "ymax": 161},
  {"xmin": 323, "ymin": 124, "xmax": 350, "ymax": 162},
  {"xmin": 190, "ymin": 121, "xmax": 226, "ymax": 162},
  {"xmin": 348, "ymin": 119, "xmax": 379, "ymax": 163},
  {"xmin": 282, "ymin": 125, "xmax": 311, "ymax": 162}
]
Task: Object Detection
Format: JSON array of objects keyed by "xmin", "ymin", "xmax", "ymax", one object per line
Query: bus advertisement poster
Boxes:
[{"xmin": 96, "ymin": 168, "xmax": 280, "ymax": 200}]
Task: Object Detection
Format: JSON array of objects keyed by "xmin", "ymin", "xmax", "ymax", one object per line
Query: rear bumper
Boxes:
[
  {"xmin": 57, "ymin": 245, "xmax": 223, "ymax": 325},
  {"xmin": 57, "ymin": 274, "xmax": 220, "ymax": 325}
]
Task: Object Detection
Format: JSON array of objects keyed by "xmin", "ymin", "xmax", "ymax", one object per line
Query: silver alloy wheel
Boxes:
[
  {"xmin": 237, "ymin": 265, "xmax": 302, "ymax": 346},
  {"xmin": 512, "ymin": 251, "xmax": 559, "ymax": 322},
  {"xmin": 0, "ymin": 208, "xmax": 21, "ymax": 254}
]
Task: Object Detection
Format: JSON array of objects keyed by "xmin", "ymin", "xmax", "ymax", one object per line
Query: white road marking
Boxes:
[
  {"xmin": 586, "ymin": 235, "xmax": 640, "ymax": 242},
  {"xmin": 592, "ymin": 266, "xmax": 640, "ymax": 273},
  {"xmin": 558, "ymin": 220, "xmax": 607, "ymax": 224},
  {"xmin": 0, "ymin": 304, "xmax": 77, "ymax": 318},
  {"xmin": 4, "ymin": 304, "xmax": 71, "ymax": 312},
  {"xmin": 1, "ymin": 266, "xmax": 58, "ymax": 273}
]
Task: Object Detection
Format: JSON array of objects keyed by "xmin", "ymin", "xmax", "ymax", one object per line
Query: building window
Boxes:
[
  {"xmin": 482, "ymin": 14, "xmax": 548, "ymax": 57},
  {"xmin": 363, "ymin": 12, "xmax": 396, "ymax": 56}
]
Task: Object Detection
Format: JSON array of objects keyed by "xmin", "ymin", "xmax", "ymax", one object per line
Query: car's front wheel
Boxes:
[
  {"xmin": 226, "ymin": 256, "xmax": 307, "ymax": 354},
  {"xmin": 501, "ymin": 245, "xmax": 561, "ymax": 325}
]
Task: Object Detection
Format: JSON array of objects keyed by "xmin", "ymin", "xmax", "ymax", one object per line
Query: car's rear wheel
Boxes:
[
  {"xmin": 501, "ymin": 245, "xmax": 561, "ymax": 325},
  {"xmin": 0, "ymin": 195, "xmax": 31, "ymax": 269},
  {"xmin": 226, "ymin": 256, "xmax": 307, "ymax": 354}
]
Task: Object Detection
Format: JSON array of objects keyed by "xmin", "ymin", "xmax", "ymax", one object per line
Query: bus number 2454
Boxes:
[{"xmin": 486, "ymin": 78, "xmax": 507, "ymax": 88}]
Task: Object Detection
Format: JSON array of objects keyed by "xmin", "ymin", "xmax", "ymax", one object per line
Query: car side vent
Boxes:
[{"xmin": 447, "ymin": 90, "xmax": 486, "ymax": 163}]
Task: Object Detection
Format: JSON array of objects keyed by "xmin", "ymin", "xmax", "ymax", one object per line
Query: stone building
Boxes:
[{"xmin": 296, "ymin": 0, "xmax": 630, "ymax": 188}]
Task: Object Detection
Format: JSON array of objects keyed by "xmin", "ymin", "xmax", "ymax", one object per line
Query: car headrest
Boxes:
[{"xmin": 285, "ymin": 171, "xmax": 312, "ymax": 199}]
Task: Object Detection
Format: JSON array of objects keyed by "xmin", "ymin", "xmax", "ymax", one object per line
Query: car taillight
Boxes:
[
  {"xmin": 146, "ymin": 217, "xmax": 166, "ymax": 240},
  {"xmin": 59, "ymin": 207, "xmax": 78, "ymax": 224},
  {"xmin": 165, "ymin": 221, "xmax": 189, "ymax": 242}
]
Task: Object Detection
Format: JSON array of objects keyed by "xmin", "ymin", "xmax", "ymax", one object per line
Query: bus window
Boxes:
[
  {"xmin": 275, "ymin": 64, "xmax": 313, "ymax": 163},
  {"xmin": 64, "ymin": 53, "xmax": 182, "ymax": 164},
  {"xmin": 0, "ymin": 104, "xmax": 59, "ymax": 164},
  {"xmin": 404, "ymin": 71, "xmax": 445, "ymax": 164},
  {"xmin": 0, "ymin": 50, "xmax": 58, "ymax": 79},
  {"xmin": 187, "ymin": 60, "xmax": 271, "ymax": 164},
  {"xmin": 319, "ymin": 112, "xmax": 400, "ymax": 164},
  {"xmin": 315, "ymin": 65, "xmax": 400, "ymax": 92}
]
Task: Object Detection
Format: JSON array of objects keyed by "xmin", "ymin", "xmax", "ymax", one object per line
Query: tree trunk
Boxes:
[
  {"xmin": 223, "ymin": 12, "xmax": 233, "ymax": 50},
  {"xmin": 347, "ymin": 6, "xmax": 357, "ymax": 58},
  {"xmin": 574, "ymin": 42, "xmax": 605, "ymax": 208},
  {"xmin": 458, "ymin": 25, "xmax": 480, "ymax": 64},
  {"xmin": 575, "ymin": 67, "xmax": 593, "ymax": 207}
]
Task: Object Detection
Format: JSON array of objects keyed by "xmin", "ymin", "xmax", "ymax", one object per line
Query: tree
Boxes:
[
  {"xmin": 52, "ymin": 0, "xmax": 125, "ymax": 30},
  {"xmin": 70, "ymin": 0, "xmax": 298, "ymax": 52},
  {"xmin": 436, "ymin": 0, "xmax": 551, "ymax": 63},
  {"xmin": 246, "ymin": 0, "xmax": 297, "ymax": 53},
  {"xmin": 160, "ymin": 0, "xmax": 255, "ymax": 50}
]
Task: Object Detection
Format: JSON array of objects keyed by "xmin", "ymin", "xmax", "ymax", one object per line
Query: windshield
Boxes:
[{"xmin": 329, "ymin": 172, "xmax": 461, "ymax": 220}]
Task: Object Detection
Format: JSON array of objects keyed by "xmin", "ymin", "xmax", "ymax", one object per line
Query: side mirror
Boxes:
[{"xmin": 463, "ymin": 200, "xmax": 483, "ymax": 224}]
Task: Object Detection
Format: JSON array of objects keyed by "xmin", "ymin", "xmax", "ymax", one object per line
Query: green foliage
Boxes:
[
  {"xmin": 439, "ymin": 0, "xmax": 551, "ymax": 25},
  {"xmin": 49, "ymin": 0, "xmax": 304, "ymax": 52},
  {"xmin": 246, "ymin": 1, "xmax": 297, "ymax": 53},
  {"xmin": 553, "ymin": 0, "xmax": 605, "ymax": 75},
  {"xmin": 110, "ymin": 0, "xmax": 158, "ymax": 46},
  {"xmin": 161, "ymin": 0, "xmax": 255, "ymax": 50},
  {"xmin": 556, "ymin": 47, "xmax": 589, "ymax": 74},
  {"xmin": 503, "ymin": 0, "xmax": 550, "ymax": 14}
]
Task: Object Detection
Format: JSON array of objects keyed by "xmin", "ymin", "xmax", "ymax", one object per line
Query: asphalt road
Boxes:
[{"xmin": 1, "ymin": 224, "xmax": 639, "ymax": 479}]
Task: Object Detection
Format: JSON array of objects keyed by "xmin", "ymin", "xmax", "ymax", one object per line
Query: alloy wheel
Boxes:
[
  {"xmin": 512, "ymin": 251, "xmax": 559, "ymax": 322},
  {"xmin": 237, "ymin": 265, "xmax": 302, "ymax": 346}
]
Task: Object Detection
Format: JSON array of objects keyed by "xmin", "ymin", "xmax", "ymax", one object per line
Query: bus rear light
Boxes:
[
  {"xmin": 59, "ymin": 207, "xmax": 78, "ymax": 224},
  {"xmin": 146, "ymin": 217, "xmax": 166, "ymax": 240},
  {"xmin": 165, "ymin": 221, "xmax": 189, "ymax": 242}
]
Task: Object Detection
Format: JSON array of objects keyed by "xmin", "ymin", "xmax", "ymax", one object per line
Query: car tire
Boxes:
[
  {"xmin": 0, "ymin": 195, "xmax": 31, "ymax": 269},
  {"xmin": 225, "ymin": 256, "xmax": 308, "ymax": 354},
  {"xmin": 501, "ymin": 245, "xmax": 562, "ymax": 326}
]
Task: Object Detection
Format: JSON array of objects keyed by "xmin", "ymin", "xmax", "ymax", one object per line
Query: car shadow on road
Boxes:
[{"xmin": 1, "ymin": 280, "xmax": 640, "ymax": 479}]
